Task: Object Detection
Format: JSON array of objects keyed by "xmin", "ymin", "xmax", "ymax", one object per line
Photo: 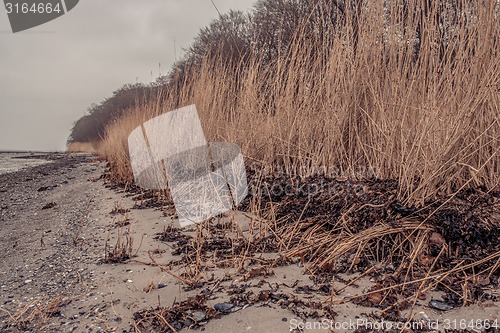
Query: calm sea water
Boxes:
[{"xmin": 0, "ymin": 152, "xmax": 51, "ymax": 175}]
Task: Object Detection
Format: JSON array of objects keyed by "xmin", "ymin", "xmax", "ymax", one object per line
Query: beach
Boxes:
[{"xmin": 0, "ymin": 153, "xmax": 498, "ymax": 333}]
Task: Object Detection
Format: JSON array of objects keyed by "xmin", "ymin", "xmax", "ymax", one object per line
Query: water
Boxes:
[{"xmin": 0, "ymin": 152, "xmax": 51, "ymax": 175}]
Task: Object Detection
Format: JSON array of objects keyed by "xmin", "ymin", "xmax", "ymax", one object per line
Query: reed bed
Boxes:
[
  {"xmin": 98, "ymin": 1, "xmax": 499, "ymax": 321},
  {"xmin": 99, "ymin": 0, "xmax": 498, "ymax": 206}
]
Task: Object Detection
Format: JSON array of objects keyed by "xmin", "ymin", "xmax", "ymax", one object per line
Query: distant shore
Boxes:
[{"xmin": 0, "ymin": 152, "xmax": 68, "ymax": 176}]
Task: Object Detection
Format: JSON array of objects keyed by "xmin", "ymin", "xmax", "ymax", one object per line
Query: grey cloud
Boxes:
[{"xmin": 0, "ymin": 0, "xmax": 255, "ymax": 151}]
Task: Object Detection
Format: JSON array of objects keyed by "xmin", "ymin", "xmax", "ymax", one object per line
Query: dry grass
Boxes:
[
  {"xmin": 66, "ymin": 141, "xmax": 99, "ymax": 153},
  {"xmin": 103, "ymin": 225, "xmax": 136, "ymax": 263},
  {"xmin": 99, "ymin": 1, "xmax": 498, "ymax": 206},
  {"xmin": 96, "ymin": 3, "xmax": 499, "ymax": 310},
  {"xmin": 1, "ymin": 296, "xmax": 72, "ymax": 331}
]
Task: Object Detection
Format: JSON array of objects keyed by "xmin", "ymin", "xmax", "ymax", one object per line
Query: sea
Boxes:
[{"xmin": 0, "ymin": 152, "xmax": 51, "ymax": 175}]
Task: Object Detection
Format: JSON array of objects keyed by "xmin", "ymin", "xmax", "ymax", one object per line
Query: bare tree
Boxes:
[{"xmin": 185, "ymin": 10, "xmax": 252, "ymax": 67}]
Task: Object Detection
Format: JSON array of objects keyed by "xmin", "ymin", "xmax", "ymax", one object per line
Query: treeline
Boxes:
[
  {"xmin": 68, "ymin": 0, "xmax": 490, "ymax": 146},
  {"xmin": 67, "ymin": 83, "xmax": 161, "ymax": 144},
  {"xmin": 165, "ymin": 0, "xmax": 478, "ymax": 84},
  {"xmin": 68, "ymin": 0, "xmax": 346, "ymax": 146}
]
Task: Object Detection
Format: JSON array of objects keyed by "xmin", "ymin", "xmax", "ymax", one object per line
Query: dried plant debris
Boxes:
[
  {"xmin": 236, "ymin": 266, "xmax": 274, "ymax": 281},
  {"xmin": 110, "ymin": 204, "xmax": 130, "ymax": 215},
  {"xmin": 114, "ymin": 216, "xmax": 130, "ymax": 227},
  {"xmin": 227, "ymin": 288, "xmax": 338, "ymax": 320},
  {"xmin": 102, "ymin": 172, "xmax": 174, "ymax": 209},
  {"xmin": 154, "ymin": 220, "xmax": 282, "ymax": 274},
  {"xmin": 149, "ymin": 174, "xmax": 498, "ymax": 317},
  {"xmin": 133, "ymin": 197, "xmax": 165, "ymax": 210},
  {"xmin": 3, "ymin": 296, "xmax": 72, "ymax": 331},
  {"xmin": 154, "ymin": 224, "xmax": 192, "ymax": 244},
  {"xmin": 133, "ymin": 295, "xmax": 217, "ymax": 332},
  {"xmin": 133, "ymin": 288, "xmax": 337, "ymax": 333},
  {"xmin": 105, "ymin": 167, "xmax": 498, "ymax": 327},
  {"xmin": 103, "ymin": 227, "xmax": 135, "ymax": 264},
  {"xmin": 243, "ymin": 174, "xmax": 499, "ymax": 307}
]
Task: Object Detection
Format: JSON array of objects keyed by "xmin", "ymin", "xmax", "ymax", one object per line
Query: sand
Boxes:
[{"xmin": 0, "ymin": 153, "xmax": 498, "ymax": 333}]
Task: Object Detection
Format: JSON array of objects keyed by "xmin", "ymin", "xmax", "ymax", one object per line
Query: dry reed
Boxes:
[{"xmin": 98, "ymin": 1, "xmax": 498, "ymax": 205}]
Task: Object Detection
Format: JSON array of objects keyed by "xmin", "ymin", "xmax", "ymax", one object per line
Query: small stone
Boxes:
[
  {"xmin": 428, "ymin": 299, "xmax": 454, "ymax": 311},
  {"xmin": 368, "ymin": 292, "xmax": 383, "ymax": 305},
  {"xmin": 24, "ymin": 279, "xmax": 32, "ymax": 284},
  {"xmin": 192, "ymin": 311, "xmax": 206, "ymax": 321},
  {"xmin": 183, "ymin": 318, "xmax": 194, "ymax": 327},
  {"xmin": 41, "ymin": 202, "xmax": 57, "ymax": 210},
  {"xmin": 214, "ymin": 302, "xmax": 234, "ymax": 313},
  {"xmin": 419, "ymin": 311, "xmax": 430, "ymax": 322}
]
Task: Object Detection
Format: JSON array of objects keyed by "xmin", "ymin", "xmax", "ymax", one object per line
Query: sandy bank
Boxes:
[{"xmin": 0, "ymin": 154, "xmax": 497, "ymax": 333}]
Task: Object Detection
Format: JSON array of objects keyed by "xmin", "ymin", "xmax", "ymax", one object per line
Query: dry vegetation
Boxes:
[
  {"xmin": 91, "ymin": 1, "xmax": 499, "ymax": 329},
  {"xmin": 66, "ymin": 141, "xmax": 99, "ymax": 153},
  {"xmin": 99, "ymin": 0, "xmax": 498, "ymax": 206}
]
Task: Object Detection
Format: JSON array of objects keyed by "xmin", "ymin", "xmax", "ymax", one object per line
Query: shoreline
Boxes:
[
  {"xmin": 0, "ymin": 152, "xmax": 74, "ymax": 176},
  {"xmin": 0, "ymin": 154, "xmax": 498, "ymax": 333}
]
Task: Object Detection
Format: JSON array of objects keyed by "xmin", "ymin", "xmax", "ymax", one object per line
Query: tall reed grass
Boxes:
[
  {"xmin": 66, "ymin": 141, "xmax": 99, "ymax": 153},
  {"xmin": 99, "ymin": 0, "xmax": 498, "ymax": 205}
]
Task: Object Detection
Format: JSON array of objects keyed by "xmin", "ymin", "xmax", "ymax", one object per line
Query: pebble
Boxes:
[
  {"xmin": 428, "ymin": 299, "xmax": 454, "ymax": 311},
  {"xmin": 192, "ymin": 310, "xmax": 206, "ymax": 321},
  {"xmin": 214, "ymin": 302, "xmax": 234, "ymax": 313}
]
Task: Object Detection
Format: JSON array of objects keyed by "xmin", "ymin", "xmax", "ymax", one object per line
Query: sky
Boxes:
[{"xmin": 0, "ymin": 0, "xmax": 256, "ymax": 151}]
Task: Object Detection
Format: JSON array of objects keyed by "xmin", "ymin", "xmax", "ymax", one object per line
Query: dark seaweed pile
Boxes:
[
  {"xmin": 104, "ymin": 163, "xmax": 499, "ymax": 283},
  {"xmin": 103, "ymin": 165, "xmax": 499, "ymax": 330},
  {"xmin": 243, "ymin": 172, "xmax": 499, "ymax": 269},
  {"xmin": 242, "ymin": 172, "xmax": 499, "ymax": 315},
  {"xmin": 154, "ymin": 221, "xmax": 282, "ymax": 271}
]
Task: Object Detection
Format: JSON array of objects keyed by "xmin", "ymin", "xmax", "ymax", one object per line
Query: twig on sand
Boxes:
[{"xmin": 147, "ymin": 251, "xmax": 194, "ymax": 285}]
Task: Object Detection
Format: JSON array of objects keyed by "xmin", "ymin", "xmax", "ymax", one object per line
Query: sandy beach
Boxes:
[
  {"xmin": 1, "ymin": 0, "xmax": 498, "ymax": 331},
  {"xmin": 0, "ymin": 154, "xmax": 498, "ymax": 333}
]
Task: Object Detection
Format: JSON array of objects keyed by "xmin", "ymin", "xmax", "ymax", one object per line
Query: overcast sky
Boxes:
[{"xmin": 0, "ymin": 0, "xmax": 256, "ymax": 151}]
